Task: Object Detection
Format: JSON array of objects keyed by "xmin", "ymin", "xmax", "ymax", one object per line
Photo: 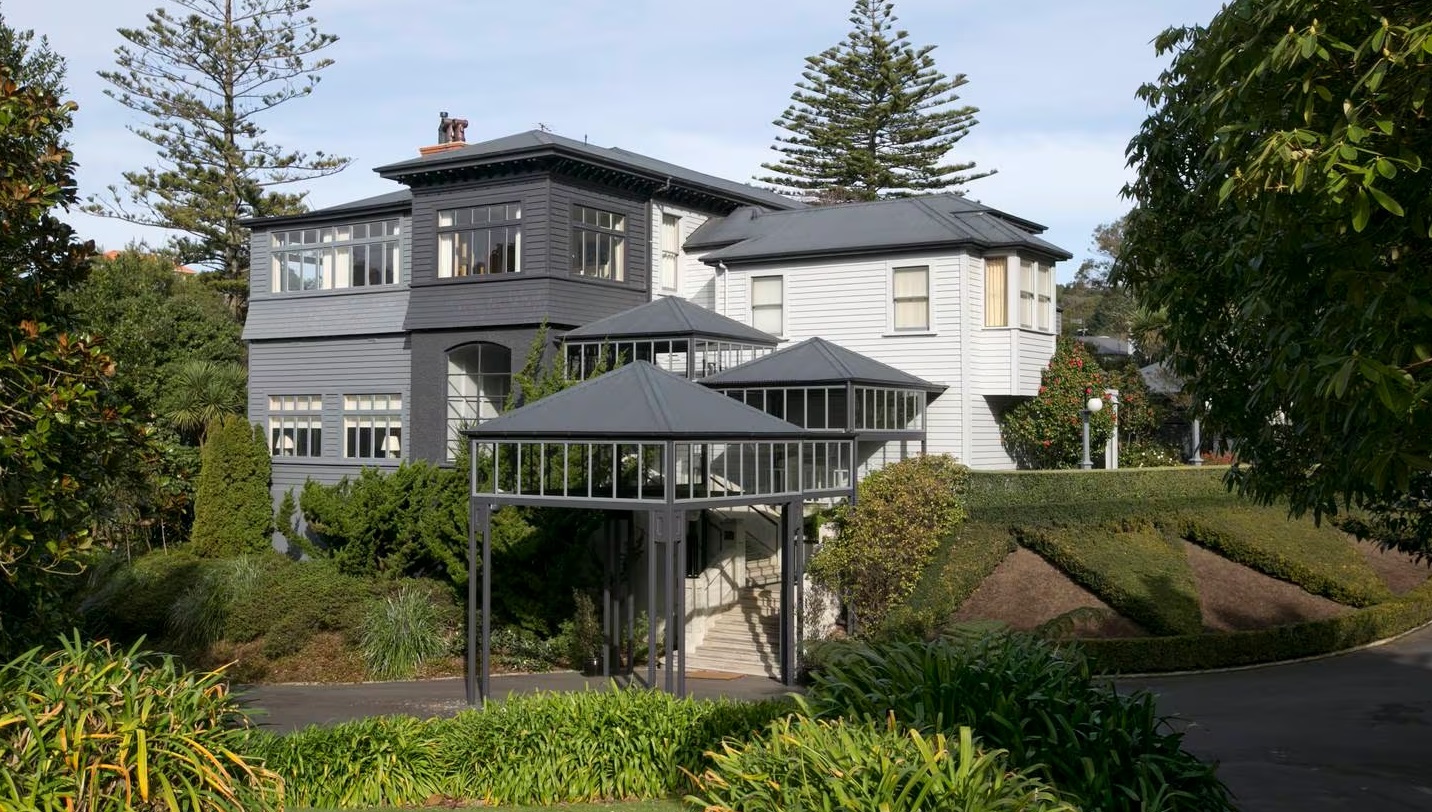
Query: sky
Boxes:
[{"xmin": 9, "ymin": 0, "xmax": 1228, "ymax": 280}]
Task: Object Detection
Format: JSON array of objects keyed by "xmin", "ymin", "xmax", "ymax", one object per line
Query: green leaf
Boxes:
[{"xmin": 1367, "ymin": 185, "xmax": 1405, "ymax": 216}]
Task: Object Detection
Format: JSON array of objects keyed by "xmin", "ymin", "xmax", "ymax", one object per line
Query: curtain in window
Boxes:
[
  {"xmin": 984, "ymin": 257, "xmax": 1008, "ymax": 326},
  {"xmin": 892, "ymin": 266, "xmax": 929, "ymax": 330},
  {"xmin": 751, "ymin": 276, "xmax": 783, "ymax": 335}
]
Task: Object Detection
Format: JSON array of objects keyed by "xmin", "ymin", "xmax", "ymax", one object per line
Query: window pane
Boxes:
[
  {"xmin": 751, "ymin": 276, "xmax": 782, "ymax": 306},
  {"xmin": 985, "ymin": 257, "xmax": 1008, "ymax": 327},
  {"xmin": 895, "ymin": 300, "xmax": 928, "ymax": 331},
  {"xmin": 892, "ymin": 267, "xmax": 927, "ymax": 297}
]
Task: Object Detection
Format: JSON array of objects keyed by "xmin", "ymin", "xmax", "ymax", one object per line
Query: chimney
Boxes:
[{"xmin": 419, "ymin": 110, "xmax": 469, "ymax": 156}]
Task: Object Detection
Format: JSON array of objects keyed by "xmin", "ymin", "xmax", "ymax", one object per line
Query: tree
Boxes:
[
  {"xmin": 1120, "ymin": 1, "xmax": 1432, "ymax": 555},
  {"xmin": 190, "ymin": 414, "xmax": 273, "ymax": 557},
  {"xmin": 62, "ymin": 249, "xmax": 244, "ymax": 416},
  {"xmin": 758, "ymin": 0, "xmax": 991, "ymax": 201},
  {"xmin": 0, "ymin": 60, "xmax": 143, "ymax": 655},
  {"xmin": 160, "ymin": 359, "xmax": 247, "ymax": 443},
  {"xmin": 1000, "ymin": 338, "xmax": 1117, "ymax": 469},
  {"xmin": 0, "ymin": 5, "xmax": 64, "ymax": 94},
  {"xmin": 86, "ymin": 0, "xmax": 350, "ymax": 308}
]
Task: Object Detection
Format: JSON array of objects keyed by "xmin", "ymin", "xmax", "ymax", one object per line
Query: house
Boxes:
[{"xmin": 242, "ymin": 119, "xmax": 1070, "ymax": 678}]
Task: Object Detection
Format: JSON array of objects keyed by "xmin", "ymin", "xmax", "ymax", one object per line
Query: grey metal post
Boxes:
[
  {"xmin": 1189, "ymin": 418, "xmax": 1204, "ymax": 465},
  {"xmin": 663, "ymin": 510, "xmax": 675, "ymax": 694},
  {"xmin": 647, "ymin": 510, "xmax": 658, "ymax": 688},
  {"xmin": 780, "ymin": 499, "xmax": 798, "ymax": 685},
  {"xmin": 602, "ymin": 518, "xmax": 613, "ymax": 678},
  {"xmin": 1080, "ymin": 409, "xmax": 1094, "ymax": 470},
  {"xmin": 466, "ymin": 498, "xmax": 478, "ymax": 706},
  {"xmin": 674, "ymin": 509, "xmax": 687, "ymax": 698},
  {"xmin": 480, "ymin": 503, "xmax": 493, "ymax": 705}
]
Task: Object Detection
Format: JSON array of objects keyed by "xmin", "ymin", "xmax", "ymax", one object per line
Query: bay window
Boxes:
[
  {"xmin": 271, "ymin": 219, "xmax": 400, "ymax": 292},
  {"xmin": 438, "ymin": 203, "xmax": 522, "ymax": 277},
  {"xmin": 571, "ymin": 205, "xmax": 626, "ymax": 280}
]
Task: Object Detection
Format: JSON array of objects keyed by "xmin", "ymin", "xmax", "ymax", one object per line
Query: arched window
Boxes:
[{"xmin": 447, "ymin": 343, "xmax": 511, "ymax": 460}]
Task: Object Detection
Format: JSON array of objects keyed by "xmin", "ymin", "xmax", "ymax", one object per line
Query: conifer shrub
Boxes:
[{"xmin": 190, "ymin": 414, "xmax": 274, "ymax": 557}]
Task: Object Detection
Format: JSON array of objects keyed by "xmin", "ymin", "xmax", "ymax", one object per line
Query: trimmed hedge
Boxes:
[
  {"xmin": 881, "ymin": 523, "xmax": 1015, "ymax": 639},
  {"xmin": 1175, "ymin": 506, "xmax": 1392, "ymax": 607},
  {"xmin": 1083, "ymin": 580, "xmax": 1432, "ymax": 673},
  {"xmin": 1018, "ymin": 522, "xmax": 1203, "ymax": 636},
  {"xmin": 967, "ymin": 467, "xmax": 1231, "ymax": 522}
]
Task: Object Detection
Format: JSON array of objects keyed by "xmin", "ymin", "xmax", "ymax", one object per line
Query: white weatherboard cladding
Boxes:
[
  {"xmin": 650, "ymin": 202, "xmax": 715, "ymax": 307},
  {"xmin": 720, "ymin": 252, "xmax": 965, "ymax": 461}
]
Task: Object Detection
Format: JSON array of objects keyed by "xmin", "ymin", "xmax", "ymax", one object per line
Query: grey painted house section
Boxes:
[{"xmin": 408, "ymin": 327, "xmax": 546, "ymax": 463}]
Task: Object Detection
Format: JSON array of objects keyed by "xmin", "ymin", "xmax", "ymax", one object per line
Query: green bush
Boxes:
[
  {"xmin": 360, "ymin": 582, "xmax": 454, "ymax": 680},
  {"xmin": 80, "ymin": 549, "xmax": 211, "ymax": 645},
  {"xmin": 1000, "ymin": 338, "xmax": 1119, "ymax": 469},
  {"xmin": 0, "ymin": 635, "xmax": 281, "ymax": 811},
  {"xmin": 1176, "ymin": 505, "xmax": 1392, "ymax": 607},
  {"xmin": 226, "ymin": 558, "xmax": 375, "ymax": 656},
  {"xmin": 809, "ymin": 455, "xmax": 969, "ymax": 634},
  {"xmin": 253, "ymin": 689, "xmax": 795, "ymax": 807},
  {"xmin": 804, "ymin": 635, "xmax": 1234, "ymax": 812},
  {"xmin": 190, "ymin": 414, "xmax": 274, "ymax": 557},
  {"xmin": 559, "ymin": 590, "xmax": 604, "ymax": 671},
  {"xmin": 166, "ymin": 554, "xmax": 267, "ymax": 649},
  {"xmin": 490, "ymin": 626, "xmax": 562, "ymax": 671},
  {"xmin": 1083, "ymin": 579, "xmax": 1432, "ymax": 673},
  {"xmin": 966, "ymin": 467, "xmax": 1231, "ymax": 522},
  {"xmin": 1018, "ymin": 521, "xmax": 1204, "ymax": 636},
  {"xmin": 689, "ymin": 715, "xmax": 1074, "ymax": 812},
  {"xmin": 880, "ymin": 522, "xmax": 1015, "ymax": 640}
]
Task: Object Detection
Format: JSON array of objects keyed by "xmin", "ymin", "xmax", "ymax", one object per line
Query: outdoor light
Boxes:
[{"xmin": 1080, "ymin": 396, "xmax": 1104, "ymax": 470}]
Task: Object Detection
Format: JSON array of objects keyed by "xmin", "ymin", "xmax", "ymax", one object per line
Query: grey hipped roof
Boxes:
[
  {"xmin": 699, "ymin": 337, "xmax": 946, "ymax": 392},
  {"xmin": 239, "ymin": 188, "xmax": 412, "ymax": 228},
  {"xmin": 563, "ymin": 296, "xmax": 779, "ymax": 346},
  {"xmin": 376, "ymin": 130, "xmax": 804, "ymax": 212},
  {"xmin": 464, "ymin": 361, "xmax": 808, "ymax": 440},
  {"xmin": 685, "ymin": 194, "xmax": 1072, "ymax": 262}
]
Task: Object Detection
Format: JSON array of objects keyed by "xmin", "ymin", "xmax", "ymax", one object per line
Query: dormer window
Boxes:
[
  {"xmin": 438, "ymin": 203, "xmax": 522, "ymax": 277},
  {"xmin": 271, "ymin": 219, "xmax": 400, "ymax": 292}
]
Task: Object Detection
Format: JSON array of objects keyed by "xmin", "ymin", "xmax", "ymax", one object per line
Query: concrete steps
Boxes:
[{"xmin": 686, "ymin": 587, "xmax": 782, "ymax": 678}]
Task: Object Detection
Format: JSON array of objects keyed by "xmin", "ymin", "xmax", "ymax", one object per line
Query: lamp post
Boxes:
[{"xmin": 1080, "ymin": 396, "xmax": 1104, "ymax": 470}]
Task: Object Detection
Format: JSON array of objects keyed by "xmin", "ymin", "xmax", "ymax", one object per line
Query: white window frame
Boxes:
[
  {"xmin": 437, "ymin": 202, "xmax": 523, "ymax": 278},
  {"xmin": 750, "ymin": 275, "xmax": 784, "ymax": 337},
  {"xmin": 343, "ymin": 393, "xmax": 403, "ymax": 460},
  {"xmin": 446, "ymin": 344, "xmax": 511, "ymax": 462},
  {"xmin": 984, "ymin": 255, "xmax": 1009, "ymax": 328},
  {"xmin": 659, "ymin": 213, "xmax": 681, "ymax": 293},
  {"xmin": 571, "ymin": 204, "xmax": 627, "ymax": 281},
  {"xmin": 270, "ymin": 219, "xmax": 401, "ymax": 293},
  {"xmin": 1019, "ymin": 259, "xmax": 1037, "ymax": 329},
  {"xmin": 268, "ymin": 395, "xmax": 323, "ymax": 457},
  {"xmin": 1036, "ymin": 262, "xmax": 1054, "ymax": 332},
  {"xmin": 890, "ymin": 265, "xmax": 931, "ymax": 333}
]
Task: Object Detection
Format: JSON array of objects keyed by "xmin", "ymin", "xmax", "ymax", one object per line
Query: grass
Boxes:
[
  {"xmin": 307, "ymin": 803, "xmax": 688, "ymax": 812},
  {"xmin": 1014, "ymin": 521, "xmax": 1204, "ymax": 636},
  {"xmin": 1173, "ymin": 505, "xmax": 1393, "ymax": 607}
]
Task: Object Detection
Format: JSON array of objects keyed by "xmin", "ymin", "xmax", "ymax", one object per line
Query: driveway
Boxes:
[{"xmin": 241, "ymin": 626, "xmax": 1432, "ymax": 812}]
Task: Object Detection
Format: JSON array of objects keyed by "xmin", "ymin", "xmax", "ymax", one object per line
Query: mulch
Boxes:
[
  {"xmin": 1351, "ymin": 539, "xmax": 1431, "ymax": 595},
  {"xmin": 1181, "ymin": 541, "xmax": 1350, "ymax": 632},
  {"xmin": 954, "ymin": 547, "xmax": 1146, "ymax": 638}
]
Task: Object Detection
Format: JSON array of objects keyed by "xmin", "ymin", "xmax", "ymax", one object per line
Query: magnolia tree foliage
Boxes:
[
  {"xmin": 808, "ymin": 454, "xmax": 969, "ymax": 634},
  {"xmin": 0, "ymin": 66, "xmax": 146, "ymax": 656},
  {"xmin": 87, "ymin": 0, "xmax": 350, "ymax": 306},
  {"xmin": 759, "ymin": 0, "xmax": 990, "ymax": 201},
  {"xmin": 1120, "ymin": 1, "xmax": 1432, "ymax": 554}
]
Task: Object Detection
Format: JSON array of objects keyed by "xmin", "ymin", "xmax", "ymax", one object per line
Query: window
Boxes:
[
  {"xmin": 271, "ymin": 219, "xmax": 401, "ymax": 292},
  {"xmin": 438, "ymin": 203, "xmax": 521, "ymax": 277},
  {"xmin": 1019, "ymin": 260, "xmax": 1037, "ymax": 329},
  {"xmin": 344, "ymin": 393, "xmax": 402, "ymax": 459},
  {"xmin": 268, "ymin": 395, "xmax": 322, "ymax": 457},
  {"xmin": 660, "ymin": 214, "xmax": 681, "ymax": 291},
  {"xmin": 984, "ymin": 256, "xmax": 1008, "ymax": 327},
  {"xmin": 570, "ymin": 205, "xmax": 626, "ymax": 280},
  {"xmin": 1036, "ymin": 262, "xmax": 1053, "ymax": 332},
  {"xmin": 891, "ymin": 266, "xmax": 929, "ymax": 331},
  {"xmin": 750, "ymin": 276, "xmax": 783, "ymax": 336},
  {"xmin": 446, "ymin": 343, "xmax": 511, "ymax": 460}
]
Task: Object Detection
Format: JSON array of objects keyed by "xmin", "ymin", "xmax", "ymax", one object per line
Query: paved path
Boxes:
[{"xmin": 241, "ymin": 626, "xmax": 1432, "ymax": 812}]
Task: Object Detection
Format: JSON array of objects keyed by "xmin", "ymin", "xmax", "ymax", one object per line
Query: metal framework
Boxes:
[{"xmin": 565, "ymin": 337, "xmax": 774, "ymax": 380}]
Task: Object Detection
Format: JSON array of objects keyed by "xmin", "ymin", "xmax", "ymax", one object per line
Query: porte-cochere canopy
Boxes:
[{"xmin": 461, "ymin": 361, "xmax": 855, "ymax": 704}]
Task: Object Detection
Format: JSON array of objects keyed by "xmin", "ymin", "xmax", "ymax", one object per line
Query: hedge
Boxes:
[
  {"xmin": 966, "ymin": 467, "xmax": 1232, "ymax": 522},
  {"xmin": 1174, "ymin": 506, "xmax": 1392, "ymax": 607},
  {"xmin": 1082, "ymin": 579, "xmax": 1432, "ymax": 674},
  {"xmin": 881, "ymin": 522, "xmax": 1016, "ymax": 639},
  {"xmin": 1017, "ymin": 522, "xmax": 1203, "ymax": 636}
]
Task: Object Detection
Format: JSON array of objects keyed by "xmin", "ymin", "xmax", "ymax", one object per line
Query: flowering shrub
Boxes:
[{"xmin": 1001, "ymin": 339, "xmax": 1117, "ymax": 468}]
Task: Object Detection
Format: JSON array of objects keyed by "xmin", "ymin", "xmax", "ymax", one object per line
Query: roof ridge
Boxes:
[
  {"xmin": 632, "ymin": 362, "xmax": 675, "ymax": 433},
  {"xmin": 808, "ymin": 337, "xmax": 857, "ymax": 379}
]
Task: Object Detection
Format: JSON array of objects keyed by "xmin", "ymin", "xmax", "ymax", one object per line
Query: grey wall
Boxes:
[{"xmin": 409, "ymin": 327, "xmax": 547, "ymax": 463}]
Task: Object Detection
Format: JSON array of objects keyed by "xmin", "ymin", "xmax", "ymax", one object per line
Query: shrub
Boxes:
[
  {"xmin": 1176, "ymin": 506, "xmax": 1392, "ymax": 607},
  {"xmin": 255, "ymin": 689, "xmax": 795, "ymax": 807},
  {"xmin": 965, "ymin": 467, "xmax": 1231, "ymax": 522},
  {"xmin": 490, "ymin": 626, "xmax": 562, "ymax": 671},
  {"xmin": 80, "ymin": 548, "xmax": 210, "ymax": 645},
  {"xmin": 559, "ymin": 590, "xmax": 603, "ymax": 670},
  {"xmin": 190, "ymin": 414, "xmax": 274, "ymax": 557},
  {"xmin": 809, "ymin": 454, "xmax": 968, "ymax": 634},
  {"xmin": 1018, "ymin": 521, "xmax": 1203, "ymax": 636},
  {"xmin": 804, "ymin": 635, "xmax": 1234, "ymax": 812},
  {"xmin": 689, "ymin": 715, "xmax": 1074, "ymax": 812},
  {"xmin": 359, "ymin": 582, "xmax": 452, "ymax": 680},
  {"xmin": 225, "ymin": 557, "xmax": 374, "ymax": 657},
  {"xmin": 0, "ymin": 635, "xmax": 281, "ymax": 811},
  {"xmin": 1000, "ymin": 338, "xmax": 1118, "ymax": 468},
  {"xmin": 167, "ymin": 554, "xmax": 268, "ymax": 649},
  {"xmin": 879, "ymin": 522, "xmax": 1015, "ymax": 640}
]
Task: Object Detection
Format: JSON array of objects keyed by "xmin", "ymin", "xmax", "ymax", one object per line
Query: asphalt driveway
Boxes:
[{"xmin": 241, "ymin": 626, "xmax": 1432, "ymax": 812}]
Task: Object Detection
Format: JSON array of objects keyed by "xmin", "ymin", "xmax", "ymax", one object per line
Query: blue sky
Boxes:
[{"xmin": 11, "ymin": 0, "xmax": 1227, "ymax": 279}]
